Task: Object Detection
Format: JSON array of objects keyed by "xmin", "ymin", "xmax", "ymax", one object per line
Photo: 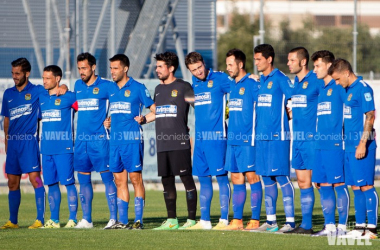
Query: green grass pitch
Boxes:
[{"xmin": 0, "ymin": 188, "xmax": 379, "ymax": 249}]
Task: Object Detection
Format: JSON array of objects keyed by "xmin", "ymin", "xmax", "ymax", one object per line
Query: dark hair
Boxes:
[
  {"xmin": 11, "ymin": 58, "xmax": 31, "ymax": 73},
  {"xmin": 43, "ymin": 65, "xmax": 62, "ymax": 78},
  {"xmin": 328, "ymin": 58, "xmax": 353, "ymax": 76},
  {"xmin": 77, "ymin": 52, "xmax": 96, "ymax": 66},
  {"xmin": 226, "ymin": 48, "xmax": 246, "ymax": 70},
  {"xmin": 254, "ymin": 44, "xmax": 275, "ymax": 65},
  {"xmin": 109, "ymin": 54, "xmax": 130, "ymax": 68},
  {"xmin": 311, "ymin": 50, "xmax": 335, "ymax": 64},
  {"xmin": 185, "ymin": 52, "xmax": 204, "ymax": 68},
  {"xmin": 154, "ymin": 51, "xmax": 179, "ymax": 73},
  {"xmin": 289, "ymin": 47, "xmax": 309, "ymax": 66}
]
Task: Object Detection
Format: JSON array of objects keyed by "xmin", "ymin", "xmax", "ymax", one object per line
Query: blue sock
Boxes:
[
  {"xmin": 353, "ymin": 189, "xmax": 366, "ymax": 225},
  {"xmin": 250, "ymin": 182, "xmax": 262, "ymax": 220},
  {"xmin": 335, "ymin": 185, "xmax": 349, "ymax": 226},
  {"xmin": 8, "ymin": 190, "xmax": 21, "ymax": 224},
  {"xmin": 78, "ymin": 173, "xmax": 93, "ymax": 223},
  {"xmin": 199, "ymin": 176, "xmax": 213, "ymax": 221},
  {"xmin": 320, "ymin": 186, "xmax": 336, "ymax": 225},
  {"xmin": 48, "ymin": 184, "xmax": 61, "ymax": 222},
  {"xmin": 216, "ymin": 175, "xmax": 230, "ymax": 221},
  {"xmin": 232, "ymin": 184, "xmax": 246, "ymax": 220},
  {"xmin": 262, "ymin": 176, "xmax": 278, "ymax": 224},
  {"xmin": 34, "ymin": 186, "xmax": 46, "ymax": 223},
  {"xmin": 134, "ymin": 197, "xmax": 144, "ymax": 223},
  {"xmin": 277, "ymin": 176, "xmax": 295, "ymax": 228},
  {"xmin": 66, "ymin": 184, "xmax": 78, "ymax": 221},
  {"xmin": 363, "ymin": 188, "xmax": 379, "ymax": 227},
  {"xmin": 117, "ymin": 198, "xmax": 129, "ymax": 224},
  {"xmin": 101, "ymin": 171, "xmax": 117, "ymax": 220},
  {"xmin": 299, "ymin": 186, "xmax": 314, "ymax": 230}
]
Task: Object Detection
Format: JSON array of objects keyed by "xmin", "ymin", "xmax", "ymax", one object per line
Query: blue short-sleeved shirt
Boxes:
[
  {"xmin": 227, "ymin": 73, "xmax": 260, "ymax": 146},
  {"xmin": 343, "ymin": 76, "xmax": 376, "ymax": 152},
  {"xmin": 39, "ymin": 91, "xmax": 76, "ymax": 155},
  {"xmin": 316, "ymin": 79, "xmax": 345, "ymax": 150},
  {"xmin": 1, "ymin": 81, "xmax": 44, "ymax": 136},
  {"xmin": 192, "ymin": 69, "xmax": 232, "ymax": 140},
  {"xmin": 108, "ymin": 77, "xmax": 154, "ymax": 145},
  {"xmin": 74, "ymin": 76, "xmax": 111, "ymax": 141},
  {"xmin": 256, "ymin": 68, "xmax": 293, "ymax": 140},
  {"xmin": 291, "ymin": 71, "xmax": 322, "ymax": 141}
]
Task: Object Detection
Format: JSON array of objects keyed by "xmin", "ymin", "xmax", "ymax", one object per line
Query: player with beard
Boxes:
[
  {"xmin": 151, "ymin": 51, "xmax": 198, "ymax": 230},
  {"xmin": 283, "ymin": 47, "xmax": 322, "ymax": 234},
  {"xmin": 73, "ymin": 53, "xmax": 117, "ymax": 229},
  {"xmin": 104, "ymin": 54, "xmax": 155, "ymax": 230},
  {"xmin": 183, "ymin": 52, "xmax": 232, "ymax": 230}
]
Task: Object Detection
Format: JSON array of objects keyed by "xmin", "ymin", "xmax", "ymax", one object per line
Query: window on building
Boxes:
[{"xmin": 315, "ymin": 15, "xmax": 336, "ymax": 26}]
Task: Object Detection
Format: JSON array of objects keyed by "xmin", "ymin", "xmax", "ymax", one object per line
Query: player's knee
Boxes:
[
  {"xmin": 129, "ymin": 174, "xmax": 143, "ymax": 186},
  {"xmin": 29, "ymin": 175, "xmax": 43, "ymax": 188},
  {"xmin": 180, "ymin": 175, "xmax": 196, "ymax": 190},
  {"xmin": 8, "ymin": 180, "xmax": 20, "ymax": 190}
]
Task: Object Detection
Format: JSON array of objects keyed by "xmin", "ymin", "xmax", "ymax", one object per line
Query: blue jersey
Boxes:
[
  {"xmin": 108, "ymin": 77, "xmax": 154, "ymax": 145},
  {"xmin": 227, "ymin": 73, "xmax": 260, "ymax": 146},
  {"xmin": 39, "ymin": 91, "xmax": 76, "ymax": 155},
  {"xmin": 74, "ymin": 76, "xmax": 111, "ymax": 141},
  {"xmin": 291, "ymin": 71, "xmax": 321, "ymax": 141},
  {"xmin": 192, "ymin": 69, "xmax": 232, "ymax": 140},
  {"xmin": 256, "ymin": 68, "xmax": 293, "ymax": 141},
  {"xmin": 316, "ymin": 79, "xmax": 345, "ymax": 150},
  {"xmin": 1, "ymin": 81, "xmax": 44, "ymax": 136},
  {"xmin": 343, "ymin": 76, "xmax": 376, "ymax": 152}
]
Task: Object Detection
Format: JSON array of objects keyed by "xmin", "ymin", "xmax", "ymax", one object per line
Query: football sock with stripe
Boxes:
[
  {"xmin": 216, "ymin": 174, "xmax": 230, "ymax": 221},
  {"xmin": 162, "ymin": 175, "xmax": 177, "ymax": 218},
  {"xmin": 320, "ymin": 186, "xmax": 336, "ymax": 225},
  {"xmin": 78, "ymin": 173, "xmax": 93, "ymax": 223},
  {"xmin": 299, "ymin": 186, "xmax": 314, "ymax": 230},
  {"xmin": 180, "ymin": 175, "xmax": 197, "ymax": 220},
  {"xmin": 48, "ymin": 183, "xmax": 61, "ymax": 222},
  {"xmin": 35, "ymin": 185, "xmax": 46, "ymax": 224},
  {"xmin": 363, "ymin": 188, "xmax": 379, "ymax": 228},
  {"xmin": 335, "ymin": 185, "xmax": 349, "ymax": 227},
  {"xmin": 101, "ymin": 171, "xmax": 117, "ymax": 221},
  {"xmin": 353, "ymin": 189, "xmax": 366, "ymax": 225},
  {"xmin": 134, "ymin": 197, "xmax": 144, "ymax": 223},
  {"xmin": 117, "ymin": 198, "xmax": 129, "ymax": 224},
  {"xmin": 232, "ymin": 184, "xmax": 246, "ymax": 220},
  {"xmin": 66, "ymin": 184, "xmax": 78, "ymax": 221},
  {"xmin": 277, "ymin": 176, "xmax": 295, "ymax": 228},
  {"xmin": 262, "ymin": 176, "xmax": 278, "ymax": 224},
  {"xmin": 250, "ymin": 181, "xmax": 262, "ymax": 220},
  {"xmin": 8, "ymin": 189, "xmax": 21, "ymax": 224},
  {"xmin": 199, "ymin": 176, "xmax": 213, "ymax": 221}
]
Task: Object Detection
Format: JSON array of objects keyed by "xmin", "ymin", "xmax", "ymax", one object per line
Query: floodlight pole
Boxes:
[
  {"xmin": 353, "ymin": 0, "xmax": 358, "ymax": 73},
  {"xmin": 259, "ymin": 0, "xmax": 265, "ymax": 44}
]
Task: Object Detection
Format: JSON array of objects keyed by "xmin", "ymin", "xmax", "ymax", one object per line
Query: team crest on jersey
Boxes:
[
  {"xmin": 239, "ymin": 87, "xmax": 245, "ymax": 95},
  {"xmin": 171, "ymin": 89, "xmax": 178, "ymax": 97},
  {"xmin": 125, "ymin": 90, "xmax": 131, "ymax": 97},
  {"xmin": 207, "ymin": 80, "xmax": 213, "ymax": 88},
  {"xmin": 55, "ymin": 99, "xmax": 61, "ymax": 106},
  {"xmin": 327, "ymin": 89, "xmax": 333, "ymax": 96},
  {"xmin": 93, "ymin": 87, "xmax": 99, "ymax": 94},
  {"xmin": 302, "ymin": 82, "xmax": 308, "ymax": 89},
  {"xmin": 347, "ymin": 93, "xmax": 352, "ymax": 101},
  {"xmin": 25, "ymin": 93, "xmax": 31, "ymax": 100},
  {"xmin": 267, "ymin": 82, "xmax": 273, "ymax": 89}
]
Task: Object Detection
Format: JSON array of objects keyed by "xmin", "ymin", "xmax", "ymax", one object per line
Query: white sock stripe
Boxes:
[
  {"xmin": 343, "ymin": 187, "xmax": 350, "ymax": 224},
  {"xmin": 265, "ymin": 182, "xmax": 277, "ymax": 188},
  {"xmin": 374, "ymin": 190, "xmax": 379, "ymax": 224}
]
